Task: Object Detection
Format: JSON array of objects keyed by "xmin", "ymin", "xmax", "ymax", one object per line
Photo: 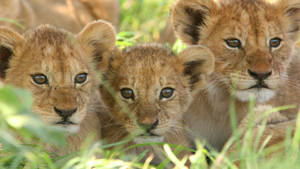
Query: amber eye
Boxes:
[
  {"xmin": 75, "ymin": 73, "xmax": 88, "ymax": 84},
  {"xmin": 160, "ymin": 87, "xmax": 175, "ymax": 100},
  {"xmin": 269, "ymin": 38, "xmax": 282, "ymax": 48},
  {"xmin": 120, "ymin": 88, "xmax": 134, "ymax": 100},
  {"xmin": 31, "ymin": 74, "xmax": 48, "ymax": 85},
  {"xmin": 225, "ymin": 38, "xmax": 242, "ymax": 48}
]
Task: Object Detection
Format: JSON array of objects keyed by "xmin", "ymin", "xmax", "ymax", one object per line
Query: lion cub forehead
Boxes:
[
  {"xmin": 24, "ymin": 25, "xmax": 73, "ymax": 45},
  {"xmin": 23, "ymin": 25, "xmax": 86, "ymax": 61},
  {"xmin": 18, "ymin": 25, "xmax": 89, "ymax": 76},
  {"xmin": 207, "ymin": 0, "xmax": 289, "ymax": 42},
  {"xmin": 120, "ymin": 44, "xmax": 177, "ymax": 66},
  {"xmin": 114, "ymin": 44, "xmax": 184, "ymax": 87},
  {"xmin": 117, "ymin": 44, "xmax": 183, "ymax": 75}
]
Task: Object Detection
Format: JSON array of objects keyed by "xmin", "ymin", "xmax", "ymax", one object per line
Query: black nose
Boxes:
[
  {"xmin": 54, "ymin": 107, "xmax": 77, "ymax": 118},
  {"xmin": 248, "ymin": 69, "xmax": 272, "ymax": 81},
  {"xmin": 138, "ymin": 119, "xmax": 159, "ymax": 131}
]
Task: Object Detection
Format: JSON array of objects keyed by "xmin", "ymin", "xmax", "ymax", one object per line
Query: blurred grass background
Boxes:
[
  {"xmin": 119, "ymin": 0, "xmax": 174, "ymax": 41},
  {"xmin": 117, "ymin": 0, "xmax": 177, "ymax": 49},
  {"xmin": 1, "ymin": 0, "xmax": 300, "ymax": 169}
]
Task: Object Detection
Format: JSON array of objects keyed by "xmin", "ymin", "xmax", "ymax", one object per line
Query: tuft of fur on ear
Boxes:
[
  {"xmin": 281, "ymin": 0, "xmax": 300, "ymax": 39},
  {"xmin": 76, "ymin": 20, "xmax": 116, "ymax": 70},
  {"xmin": 179, "ymin": 45, "xmax": 215, "ymax": 92},
  {"xmin": 171, "ymin": 0, "xmax": 217, "ymax": 45},
  {"xmin": 0, "ymin": 27, "xmax": 24, "ymax": 79}
]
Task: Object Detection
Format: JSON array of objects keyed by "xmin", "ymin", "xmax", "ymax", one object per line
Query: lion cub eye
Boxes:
[
  {"xmin": 120, "ymin": 88, "xmax": 134, "ymax": 100},
  {"xmin": 31, "ymin": 74, "xmax": 48, "ymax": 85},
  {"xmin": 160, "ymin": 87, "xmax": 175, "ymax": 100},
  {"xmin": 224, "ymin": 38, "xmax": 242, "ymax": 49},
  {"xmin": 75, "ymin": 73, "xmax": 88, "ymax": 84},
  {"xmin": 269, "ymin": 38, "xmax": 282, "ymax": 48}
]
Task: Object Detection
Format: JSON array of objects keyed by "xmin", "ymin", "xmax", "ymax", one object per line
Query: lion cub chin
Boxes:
[
  {"xmin": 0, "ymin": 20, "xmax": 116, "ymax": 155},
  {"xmin": 134, "ymin": 136, "xmax": 164, "ymax": 144},
  {"xmin": 99, "ymin": 43, "xmax": 215, "ymax": 164}
]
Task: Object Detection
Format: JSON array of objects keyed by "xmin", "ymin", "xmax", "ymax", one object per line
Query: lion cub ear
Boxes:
[
  {"xmin": 76, "ymin": 20, "xmax": 116, "ymax": 70},
  {"xmin": 179, "ymin": 45, "xmax": 215, "ymax": 93},
  {"xmin": 0, "ymin": 27, "xmax": 24, "ymax": 79},
  {"xmin": 171, "ymin": 0, "xmax": 218, "ymax": 45},
  {"xmin": 281, "ymin": 0, "xmax": 300, "ymax": 40}
]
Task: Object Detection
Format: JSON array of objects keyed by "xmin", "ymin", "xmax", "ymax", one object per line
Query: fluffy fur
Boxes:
[
  {"xmin": 171, "ymin": 0, "xmax": 300, "ymax": 150},
  {"xmin": 99, "ymin": 44, "xmax": 215, "ymax": 164},
  {"xmin": 0, "ymin": 0, "xmax": 120, "ymax": 33},
  {"xmin": 0, "ymin": 20, "xmax": 116, "ymax": 155}
]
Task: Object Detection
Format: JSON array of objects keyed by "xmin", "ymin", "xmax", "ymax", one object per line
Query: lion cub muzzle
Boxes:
[
  {"xmin": 49, "ymin": 87, "xmax": 83, "ymax": 133},
  {"xmin": 246, "ymin": 52, "xmax": 273, "ymax": 89},
  {"xmin": 247, "ymin": 69, "xmax": 272, "ymax": 89},
  {"xmin": 134, "ymin": 118, "xmax": 163, "ymax": 144},
  {"xmin": 54, "ymin": 107, "xmax": 78, "ymax": 124},
  {"xmin": 137, "ymin": 118, "xmax": 159, "ymax": 135},
  {"xmin": 134, "ymin": 118, "xmax": 161, "ymax": 143}
]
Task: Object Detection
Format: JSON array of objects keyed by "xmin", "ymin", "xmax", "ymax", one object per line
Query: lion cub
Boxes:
[
  {"xmin": 99, "ymin": 44, "xmax": 215, "ymax": 164},
  {"xmin": 0, "ymin": 20, "xmax": 116, "ymax": 155},
  {"xmin": 171, "ymin": 0, "xmax": 300, "ymax": 150}
]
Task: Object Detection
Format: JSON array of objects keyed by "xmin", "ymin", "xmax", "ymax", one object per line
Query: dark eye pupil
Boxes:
[
  {"xmin": 160, "ymin": 87, "xmax": 174, "ymax": 99},
  {"xmin": 120, "ymin": 88, "xmax": 134, "ymax": 99},
  {"xmin": 270, "ymin": 38, "xmax": 281, "ymax": 48},
  {"xmin": 225, "ymin": 39, "xmax": 241, "ymax": 48},
  {"xmin": 75, "ymin": 73, "xmax": 87, "ymax": 84},
  {"xmin": 32, "ymin": 74, "xmax": 48, "ymax": 85}
]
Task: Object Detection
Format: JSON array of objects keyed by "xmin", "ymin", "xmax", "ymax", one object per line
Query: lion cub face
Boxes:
[
  {"xmin": 172, "ymin": 0, "xmax": 300, "ymax": 103},
  {"xmin": 0, "ymin": 21, "xmax": 116, "ymax": 133},
  {"xmin": 100, "ymin": 44, "xmax": 214, "ymax": 142}
]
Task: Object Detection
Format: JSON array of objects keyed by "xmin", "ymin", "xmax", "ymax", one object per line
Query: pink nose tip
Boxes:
[{"xmin": 137, "ymin": 119, "xmax": 159, "ymax": 131}]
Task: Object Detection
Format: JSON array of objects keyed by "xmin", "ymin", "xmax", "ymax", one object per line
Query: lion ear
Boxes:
[
  {"xmin": 0, "ymin": 27, "xmax": 24, "ymax": 79},
  {"xmin": 171, "ymin": 0, "xmax": 218, "ymax": 45},
  {"xmin": 282, "ymin": 0, "xmax": 300, "ymax": 39},
  {"xmin": 76, "ymin": 20, "xmax": 116, "ymax": 70},
  {"xmin": 179, "ymin": 45, "xmax": 215, "ymax": 93}
]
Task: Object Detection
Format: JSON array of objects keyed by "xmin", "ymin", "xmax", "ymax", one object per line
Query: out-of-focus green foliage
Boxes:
[
  {"xmin": 119, "ymin": 0, "xmax": 174, "ymax": 43},
  {"xmin": 0, "ymin": 86, "xmax": 65, "ymax": 168}
]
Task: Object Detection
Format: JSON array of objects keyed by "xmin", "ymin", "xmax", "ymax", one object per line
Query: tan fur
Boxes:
[
  {"xmin": 0, "ymin": 0, "xmax": 120, "ymax": 33},
  {"xmin": 78, "ymin": 0, "xmax": 120, "ymax": 30},
  {"xmin": 171, "ymin": 0, "xmax": 300, "ymax": 150},
  {"xmin": 0, "ymin": 20, "xmax": 116, "ymax": 155},
  {"xmin": 99, "ymin": 44, "xmax": 214, "ymax": 164},
  {"xmin": 159, "ymin": 20, "xmax": 177, "ymax": 46}
]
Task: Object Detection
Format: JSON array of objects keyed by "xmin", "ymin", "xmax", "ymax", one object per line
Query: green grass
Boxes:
[
  {"xmin": 1, "ymin": 85, "xmax": 299, "ymax": 169},
  {"xmin": 1, "ymin": 0, "xmax": 300, "ymax": 168}
]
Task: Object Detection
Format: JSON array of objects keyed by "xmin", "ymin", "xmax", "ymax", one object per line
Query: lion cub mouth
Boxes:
[
  {"xmin": 139, "ymin": 132, "xmax": 159, "ymax": 137},
  {"xmin": 56, "ymin": 120, "xmax": 75, "ymax": 125},
  {"xmin": 55, "ymin": 120, "xmax": 79, "ymax": 133},
  {"xmin": 248, "ymin": 81, "xmax": 269, "ymax": 89}
]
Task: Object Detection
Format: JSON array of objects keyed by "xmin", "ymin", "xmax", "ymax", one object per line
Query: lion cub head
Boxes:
[
  {"xmin": 100, "ymin": 44, "xmax": 214, "ymax": 142},
  {"xmin": 0, "ymin": 20, "xmax": 116, "ymax": 133},
  {"xmin": 172, "ymin": 0, "xmax": 300, "ymax": 103}
]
